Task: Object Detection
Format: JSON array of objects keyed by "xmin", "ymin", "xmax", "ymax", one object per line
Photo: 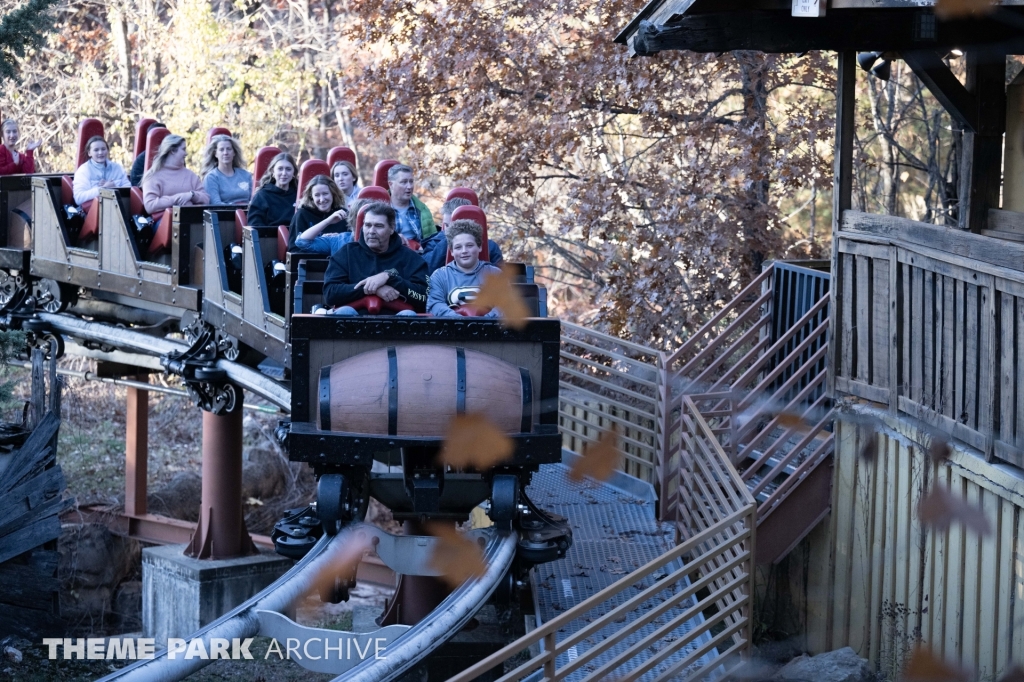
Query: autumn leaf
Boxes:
[
  {"xmin": 928, "ymin": 437, "xmax": 951, "ymax": 463},
  {"xmin": 934, "ymin": 0, "xmax": 995, "ymax": 20},
  {"xmin": 569, "ymin": 427, "xmax": 622, "ymax": 483},
  {"xmin": 859, "ymin": 429, "xmax": 878, "ymax": 462},
  {"xmin": 438, "ymin": 413, "xmax": 514, "ymax": 469},
  {"xmin": 777, "ymin": 412, "xmax": 808, "ymax": 432},
  {"xmin": 918, "ymin": 485, "xmax": 992, "ymax": 536},
  {"xmin": 471, "ymin": 264, "xmax": 530, "ymax": 330},
  {"xmin": 426, "ymin": 522, "xmax": 487, "ymax": 588},
  {"xmin": 902, "ymin": 646, "xmax": 971, "ymax": 682},
  {"xmin": 310, "ymin": 533, "xmax": 372, "ymax": 602}
]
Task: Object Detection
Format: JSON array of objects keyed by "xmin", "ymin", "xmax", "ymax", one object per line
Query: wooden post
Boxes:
[
  {"xmin": 828, "ymin": 52, "xmax": 855, "ymax": 397},
  {"xmin": 958, "ymin": 51, "xmax": 1006, "ymax": 233},
  {"xmin": 1003, "ymin": 70, "xmax": 1024, "ymax": 211},
  {"xmin": 125, "ymin": 376, "xmax": 149, "ymax": 517}
]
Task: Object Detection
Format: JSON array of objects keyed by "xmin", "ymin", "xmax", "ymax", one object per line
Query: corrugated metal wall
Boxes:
[{"xmin": 806, "ymin": 411, "xmax": 1024, "ymax": 678}]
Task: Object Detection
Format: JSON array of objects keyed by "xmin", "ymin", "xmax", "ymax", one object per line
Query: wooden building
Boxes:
[{"xmin": 617, "ymin": 1, "xmax": 1024, "ymax": 677}]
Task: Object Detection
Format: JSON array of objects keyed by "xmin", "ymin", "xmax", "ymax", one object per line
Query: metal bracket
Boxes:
[
  {"xmin": 514, "ymin": 490, "xmax": 573, "ymax": 566},
  {"xmin": 160, "ymin": 327, "xmax": 237, "ymax": 414}
]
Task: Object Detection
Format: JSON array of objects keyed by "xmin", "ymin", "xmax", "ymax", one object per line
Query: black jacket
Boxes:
[
  {"xmin": 247, "ymin": 183, "xmax": 297, "ymax": 227},
  {"xmin": 288, "ymin": 206, "xmax": 348, "ymax": 250},
  {"xmin": 323, "ymin": 232, "xmax": 428, "ymax": 311},
  {"xmin": 129, "ymin": 152, "xmax": 146, "ymax": 187}
]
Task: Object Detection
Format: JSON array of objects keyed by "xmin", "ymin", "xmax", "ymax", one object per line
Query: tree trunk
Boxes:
[{"xmin": 736, "ymin": 50, "xmax": 772, "ymax": 276}]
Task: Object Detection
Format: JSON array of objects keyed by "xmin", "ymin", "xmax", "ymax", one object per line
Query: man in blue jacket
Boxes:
[{"xmin": 322, "ymin": 202, "xmax": 428, "ymax": 315}]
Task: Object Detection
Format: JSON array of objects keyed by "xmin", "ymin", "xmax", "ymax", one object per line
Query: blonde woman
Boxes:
[
  {"xmin": 142, "ymin": 135, "xmax": 209, "ymax": 215},
  {"xmin": 201, "ymin": 135, "xmax": 252, "ymax": 204},
  {"xmin": 0, "ymin": 120, "xmax": 41, "ymax": 175}
]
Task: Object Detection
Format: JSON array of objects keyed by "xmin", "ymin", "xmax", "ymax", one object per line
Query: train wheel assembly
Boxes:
[
  {"xmin": 0, "ymin": 271, "xmax": 23, "ymax": 307},
  {"xmin": 31, "ymin": 278, "xmax": 73, "ymax": 313}
]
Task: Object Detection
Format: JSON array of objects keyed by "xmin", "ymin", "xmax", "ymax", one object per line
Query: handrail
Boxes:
[{"xmin": 445, "ymin": 504, "xmax": 756, "ymax": 682}]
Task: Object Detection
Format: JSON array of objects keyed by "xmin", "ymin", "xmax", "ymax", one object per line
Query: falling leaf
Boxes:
[
  {"xmin": 902, "ymin": 646, "xmax": 971, "ymax": 682},
  {"xmin": 246, "ymin": 497, "xmax": 264, "ymax": 506},
  {"xmin": 859, "ymin": 429, "xmax": 878, "ymax": 462},
  {"xmin": 928, "ymin": 437, "xmax": 950, "ymax": 463},
  {"xmin": 438, "ymin": 413, "xmax": 514, "ymax": 469},
  {"xmin": 998, "ymin": 666, "xmax": 1024, "ymax": 682},
  {"xmin": 935, "ymin": 0, "xmax": 995, "ymax": 20},
  {"xmin": 918, "ymin": 485, "xmax": 992, "ymax": 536},
  {"xmin": 426, "ymin": 522, "xmax": 487, "ymax": 588},
  {"xmin": 777, "ymin": 412, "xmax": 808, "ymax": 432},
  {"xmin": 569, "ymin": 427, "xmax": 622, "ymax": 483},
  {"xmin": 309, "ymin": 533, "xmax": 372, "ymax": 602},
  {"xmin": 471, "ymin": 264, "xmax": 530, "ymax": 330}
]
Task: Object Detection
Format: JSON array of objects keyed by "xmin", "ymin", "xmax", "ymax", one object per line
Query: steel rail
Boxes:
[
  {"xmin": 336, "ymin": 530, "xmax": 517, "ymax": 682},
  {"xmin": 94, "ymin": 525, "xmax": 515, "ymax": 682},
  {"xmin": 8, "ymin": 360, "xmax": 285, "ymax": 414},
  {"xmin": 37, "ymin": 312, "xmax": 291, "ymax": 411},
  {"xmin": 96, "ymin": 524, "xmax": 360, "ymax": 682}
]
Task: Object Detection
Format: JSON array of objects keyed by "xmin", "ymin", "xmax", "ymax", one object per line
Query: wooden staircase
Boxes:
[{"xmin": 667, "ymin": 261, "xmax": 833, "ymax": 564}]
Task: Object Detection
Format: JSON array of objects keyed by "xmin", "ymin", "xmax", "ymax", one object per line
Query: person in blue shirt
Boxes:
[
  {"xmin": 200, "ymin": 135, "xmax": 253, "ymax": 205},
  {"xmin": 387, "ymin": 164, "xmax": 436, "ymax": 249}
]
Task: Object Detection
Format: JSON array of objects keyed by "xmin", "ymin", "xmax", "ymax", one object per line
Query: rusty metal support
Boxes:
[
  {"xmin": 379, "ymin": 521, "xmax": 451, "ymax": 626},
  {"xmin": 186, "ymin": 390, "xmax": 256, "ymax": 559},
  {"xmin": 125, "ymin": 377, "xmax": 149, "ymax": 517}
]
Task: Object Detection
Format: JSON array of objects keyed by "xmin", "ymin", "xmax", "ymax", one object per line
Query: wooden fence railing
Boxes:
[
  {"xmin": 558, "ymin": 262, "xmax": 835, "ymax": 530},
  {"xmin": 559, "ymin": 321, "xmax": 662, "ymax": 485},
  {"xmin": 835, "ymin": 211, "xmax": 1024, "ymax": 467},
  {"xmin": 447, "ymin": 417, "xmax": 756, "ymax": 682}
]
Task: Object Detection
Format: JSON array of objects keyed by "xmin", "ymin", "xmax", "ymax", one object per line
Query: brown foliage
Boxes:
[
  {"xmin": 918, "ymin": 485, "xmax": 992, "ymax": 536},
  {"xmin": 341, "ymin": 0, "xmax": 835, "ymax": 347}
]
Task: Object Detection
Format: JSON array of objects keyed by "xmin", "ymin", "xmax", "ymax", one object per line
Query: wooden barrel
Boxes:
[{"xmin": 319, "ymin": 345, "xmax": 532, "ymax": 436}]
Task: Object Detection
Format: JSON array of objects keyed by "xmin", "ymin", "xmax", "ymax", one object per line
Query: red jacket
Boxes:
[{"xmin": 0, "ymin": 146, "xmax": 34, "ymax": 175}]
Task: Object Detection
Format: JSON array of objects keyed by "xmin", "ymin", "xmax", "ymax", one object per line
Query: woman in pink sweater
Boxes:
[{"xmin": 141, "ymin": 135, "xmax": 209, "ymax": 215}]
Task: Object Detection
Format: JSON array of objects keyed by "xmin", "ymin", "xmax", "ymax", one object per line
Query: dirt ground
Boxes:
[{"xmin": 0, "ymin": 356, "xmax": 398, "ymax": 681}]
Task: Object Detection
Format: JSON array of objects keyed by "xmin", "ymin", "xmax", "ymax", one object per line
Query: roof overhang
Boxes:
[{"xmin": 616, "ymin": 1, "xmax": 1024, "ymax": 57}]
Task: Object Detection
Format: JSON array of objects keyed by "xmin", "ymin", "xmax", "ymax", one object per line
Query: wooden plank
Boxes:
[
  {"xmin": 923, "ymin": 269, "xmax": 935, "ymax": 409},
  {"xmin": 954, "ymin": 279, "xmax": 966, "ymax": 426},
  {"xmin": 0, "ymin": 412, "xmax": 59, "ymax": 495},
  {"xmin": 831, "ymin": 420, "xmax": 858, "ymax": 645},
  {"xmin": 872, "ymin": 258, "xmax": 889, "ymax": 388},
  {"xmin": 943, "ymin": 277, "xmax": 956, "ymax": 420},
  {"xmin": 881, "ymin": 436, "xmax": 900, "ymax": 660},
  {"xmin": 978, "ymin": 278, "xmax": 996, "ymax": 459},
  {"xmin": 0, "ymin": 601, "xmax": 64, "ymax": 639},
  {"xmin": 996, "ymin": 501, "xmax": 1017, "ymax": 671},
  {"xmin": 866, "ymin": 434, "xmax": 887, "ymax": 664},
  {"xmin": 911, "ymin": 266, "xmax": 924, "ymax": 404},
  {"xmin": 987, "ymin": 208, "xmax": 1024, "ymax": 234},
  {"xmin": 838, "ymin": 239, "xmax": 889, "ymax": 259},
  {"xmin": 944, "ymin": 472, "xmax": 966, "ymax": 662},
  {"xmin": 978, "ymin": 489, "xmax": 1000, "ymax": 675},
  {"xmin": 897, "ymin": 397, "xmax": 988, "ymax": 453},
  {"xmin": 842, "ymin": 252, "xmax": 855, "ymax": 380},
  {"xmin": 961, "ymin": 482, "xmax": 981, "ymax": 670},
  {"xmin": 902, "ymin": 262, "xmax": 912, "ymax": 403},
  {"xmin": 0, "ymin": 514, "xmax": 61, "ymax": 566},
  {"xmin": 906, "ymin": 449, "xmax": 926, "ymax": 660},
  {"xmin": 835, "ymin": 376, "xmax": 890, "ymax": 404},
  {"xmin": 847, "ymin": 428, "xmax": 880, "ymax": 655},
  {"xmin": 0, "ymin": 558, "xmax": 59, "ymax": 610},
  {"xmin": 0, "ymin": 466, "xmax": 65, "ymax": 530},
  {"xmin": 893, "ymin": 439, "xmax": 911, "ymax": 656},
  {"xmin": 999, "ymin": 292, "xmax": 1017, "ymax": 447},
  {"xmin": 964, "ymin": 283, "xmax": 979, "ymax": 429},
  {"xmin": 930, "ymin": 464, "xmax": 950, "ymax": 658},
  {"xmin": 889, "ymin": 246, "xmax": 899, "ymax": 414},
  {"xmin": 1018, "ymin": 298, "xmax": 1024, "ymax": 449},
  {"xmin": 1014, "ymin": 506, "xmax": 1024, "ymax": 660},
  {"xmin": 856, "ymin": 256, "xmax": 871, "ymax": 383},
  {"xmin": 841, "ymin": 211, "xmax": 1024, "ymax": 273}
]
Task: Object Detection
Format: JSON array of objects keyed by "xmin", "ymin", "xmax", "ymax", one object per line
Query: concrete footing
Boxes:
[{"xmin": 142, "ymin": 543, "xmax": 292, "ymax": 644}]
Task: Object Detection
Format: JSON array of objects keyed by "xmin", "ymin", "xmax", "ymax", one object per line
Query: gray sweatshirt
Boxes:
[
  {"xmin": 203, "ymin": 167, "xmax": 254, "ymax": 205},
  {"xmin": 427, "ymin": 260, "xmax": 502, "ymax": 317}
]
